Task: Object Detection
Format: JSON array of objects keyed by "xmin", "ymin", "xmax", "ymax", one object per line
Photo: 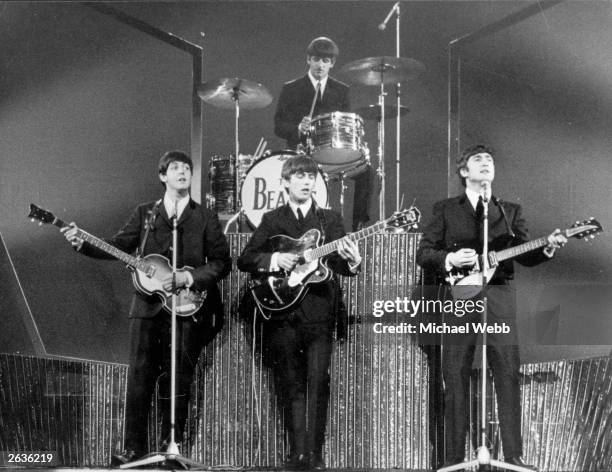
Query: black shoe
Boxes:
[
  {"xmin": 505, "ymin": 456, "xmax": 538, "ymax": 471},
  {"xmin": 110, "ymin": 449, "xmax": 142, "ymax": 467},
  {"xmin": 285, "ymin": 453, "xmax": 309, "ymax": 470},
  {"xmin": 309, "ymin": 451, "xmax": 326, "ymax": 470}
]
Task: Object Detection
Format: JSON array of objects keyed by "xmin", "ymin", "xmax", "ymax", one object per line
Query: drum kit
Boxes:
[{"xmin": 198, "ymin": 55, "xmax": 424, "ymax": 231}]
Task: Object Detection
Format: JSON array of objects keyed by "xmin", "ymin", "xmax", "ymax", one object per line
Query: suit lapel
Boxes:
[
  {"xmin": 177, "ymin": 199, "xmax": 195, "ymax": 226},
  {"xmin": 158, "ymin": 202, "xmax": 172, "ymax": 227}
]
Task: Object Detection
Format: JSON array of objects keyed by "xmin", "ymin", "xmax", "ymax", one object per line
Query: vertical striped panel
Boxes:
[
  {"xmin": 472, "ymin": 356, "xmax": 612, "ymax": 471},
  {"xmin": 0, "ymin": 353, "xmax": 127, "ymax": 467},
  {"xmin": 186, "ymin": 232, "xmax": 430, "ymax": 469}
]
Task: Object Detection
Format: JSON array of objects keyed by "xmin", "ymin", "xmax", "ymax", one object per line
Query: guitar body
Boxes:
[
  {"xmin": 251, "ymin": 229, "xmax": 332, "ymax": 313},
  {"xmin": 131, "ymin": 253, "xmax": 207, "ymax": 317},
  {"xmin": 447, "ymin": 266, "xmax": 497, "ymax": 300}
]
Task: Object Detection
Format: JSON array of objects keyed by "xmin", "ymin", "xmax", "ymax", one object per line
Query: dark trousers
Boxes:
[
  {"xmin": 265, "ymin": 319, "xmax": 334, "ymax": 457},
  {"xmin": 442, "ymin": 342, "xmax": 522, "ymax": 461},
  {"xmin": 124, "ymin": 311, "xmax": 216, "ymax": 453}
]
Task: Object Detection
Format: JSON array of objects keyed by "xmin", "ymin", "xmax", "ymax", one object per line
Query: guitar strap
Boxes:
[
  {"xmin": 494, "ymin": 197, "xmax": 516, "ymax": 238},
  {"xmin": 137, "ymin": 199, "xmax": 162, "ymax": 257}
]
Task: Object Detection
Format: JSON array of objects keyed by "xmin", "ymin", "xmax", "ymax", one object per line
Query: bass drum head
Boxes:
[{"xmin": 240, "ymin": 150, "xmax": 329, "ymax": 228}]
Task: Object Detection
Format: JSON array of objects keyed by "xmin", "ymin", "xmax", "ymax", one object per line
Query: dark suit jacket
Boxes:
[
  {"xmin": 80, "ymin": 199, "xmax": 231, "ymax": 320},
  {"xmin": 416, "ymin": 194, "xmax": 549, "ymax": 287},
  {"xmin": 274, "ymin": 75, "xmax": 350, "ymax": 149},
  {"xmin": 237, "ymin": 204, "xmax": 357, "ymax": 324}
]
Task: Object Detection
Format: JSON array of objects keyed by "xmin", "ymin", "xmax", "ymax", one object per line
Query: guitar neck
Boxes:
[
  {"xmin": 309, "ymin": 220, "xmax": 388, "ymax": 260},
  {"xmin": 51, "ymin": 217, "xmax": 144, "ymax": 270},
  {"xmin": 492, "ymin": 234, "xmax": 556, "ymax": 263}
]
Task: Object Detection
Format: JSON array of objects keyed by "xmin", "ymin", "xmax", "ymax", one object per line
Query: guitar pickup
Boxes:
[{"xmin": 146, "ymin": 265, "xmax": 157, "ymax": 277}]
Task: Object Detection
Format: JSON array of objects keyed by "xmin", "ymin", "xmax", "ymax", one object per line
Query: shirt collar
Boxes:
[
  {"xmin": 465, "ymin": 187, "xmax": 492, "ymax": 210},
  {"xmin": 308, "ymin": 72, "xmax": 328, "ymax": 97},
  {"xmin": 163, "ymin": 193, "xmax": 190, "ymax": 219},
  {"xmin": 288, "ymin": 199, "xmax": 313, "ymax": 219}
]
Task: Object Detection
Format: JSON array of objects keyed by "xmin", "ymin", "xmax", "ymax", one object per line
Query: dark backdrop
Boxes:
[{"xmin": 0, "ymin": 1, "xmax": 610, "ymax": 363}]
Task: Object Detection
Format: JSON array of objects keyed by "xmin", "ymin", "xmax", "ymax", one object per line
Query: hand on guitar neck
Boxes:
[
  {"xmin": 60, "ymin": 220, "xmax": 192, "ymax": 292},
  {"xmin": 60, "ymin": 222, "xmax": 85, "ymax": 251},
  {"xmin": 274, "ymin": 236, "xmax": 361, "ymax": 272}
]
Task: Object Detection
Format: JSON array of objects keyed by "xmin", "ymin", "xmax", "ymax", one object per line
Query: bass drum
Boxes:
[{"xmin": 240, "ymin": 151, "xmax": 328, "ymax": 228}]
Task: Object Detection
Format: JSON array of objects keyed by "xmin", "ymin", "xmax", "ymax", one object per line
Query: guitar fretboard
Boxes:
[
  {"xmin": 492, "ymin": 236, "xmax": 550, "ymax": 263},
  {"xmin": 51, "ymin": 217, "xmax": 149, "ymax": 272},
  {"xmin": 307, "ymin": 219, "xmax": 389, "ymax": 260}
]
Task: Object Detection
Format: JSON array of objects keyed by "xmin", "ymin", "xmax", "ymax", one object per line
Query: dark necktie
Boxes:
[
  {"xmin": 297, "ymin": 207, "xmax": 305, "ymax": 226},
  {"xmin": 316, "ymin": 81, "xmax": 322, "ymax": 103},
  {"xmin": 475, "ymin": 196, "xmax": 484, "ymax": 220}
]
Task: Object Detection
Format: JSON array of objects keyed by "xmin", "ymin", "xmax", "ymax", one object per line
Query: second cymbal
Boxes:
[
  {"xmin": 341, "ymin": 56, "xmax": 425, "ymax": 85},
  {"xmin": 355, "ymin": 104, "xmax": 410, "ymax": 121},
  {"xmin": 198, "ymin": 77, "xmax": 273, "ymax": 109}
]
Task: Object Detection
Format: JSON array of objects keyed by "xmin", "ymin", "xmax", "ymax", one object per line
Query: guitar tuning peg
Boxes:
[
  {"xmin": 38, "ymin": 222, "xmax": 43, "ymax": 226},
  {"xmin": 30, "ymin": 218, "xmax": 35, "ymax": 222}
]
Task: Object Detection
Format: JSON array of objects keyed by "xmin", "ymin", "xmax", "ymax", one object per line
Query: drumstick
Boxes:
[{"xmin": 253, "ymin": 137, "xmax": 264, "ymax": 157}]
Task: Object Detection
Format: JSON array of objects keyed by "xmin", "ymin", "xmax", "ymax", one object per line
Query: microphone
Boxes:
[{"xmin": 378, "ymin": 2, "xmax": 400, "ymax": 30}]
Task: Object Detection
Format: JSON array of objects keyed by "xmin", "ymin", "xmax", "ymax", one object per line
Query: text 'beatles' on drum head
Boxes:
[{"xmin": 240, "ymin": 151, "xmax": 328, "ymax": 228}]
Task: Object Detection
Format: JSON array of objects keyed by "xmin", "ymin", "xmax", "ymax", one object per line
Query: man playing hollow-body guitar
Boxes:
[
  {"xmin": 238, "ymin": 155, "xmax": 361, "ymax": 470},
  {"xmin": 61, "ymin": 151, "xmax": 231, "ymax": 466}
]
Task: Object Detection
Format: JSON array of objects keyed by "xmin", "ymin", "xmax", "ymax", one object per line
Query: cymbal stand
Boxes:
[
  {"xmin": 338, "ymin": 172, "xmax": 347, "ymax": 218},
  {"xmin": 376, "ymin": 68, "xmax": 387, "ymax": 219},
  {"xmin": 122, "ymin": 202, "xmax": 205, "ymax": 470},
  {"xmin": 232, "ymin": 87, "xmax": 243, "ymax": 231},
  {"xmin": 438, "ymin": 194, "xmax": 531, "ymax": 472},
  {"xmin": 394, "ymin": 3, "xmax": 402, "ymax": 213}
]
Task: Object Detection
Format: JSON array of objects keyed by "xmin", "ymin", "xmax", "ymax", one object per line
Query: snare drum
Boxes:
[
  {"xmin": 208, "ymin": 154, "xmax": 253, "ymax": 213},
  {"xmin": 240, "ymin": 151, "xmax": 328, "ymax": 228},
  {"xmin": 310, "ymin": 112, "xmax": 366, "ymax": 171}
]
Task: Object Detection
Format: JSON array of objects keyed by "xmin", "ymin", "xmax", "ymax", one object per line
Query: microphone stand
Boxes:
[
  {"xmin": 122, "ymin": 201, "xmax": 205, "ymax": 470},
  {"xmin": 438, "ymin": 190, "xmax": 531, "ymax": 472},
  {"xmin": 394, "ymin": 3, "xmax": 402, "ymax": 213}
]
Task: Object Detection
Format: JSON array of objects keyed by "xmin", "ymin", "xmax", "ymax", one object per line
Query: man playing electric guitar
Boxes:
[
  {"xmin": 61, "ymin": 151, "xmax": 231, "ymax": 466},
  {"xmin": 416, "ymin": 144, "xmax": 567, "ymax": 471},
  {"xmin": 238, "ymin": 155, "xmax": 361, "ymax": 470}
]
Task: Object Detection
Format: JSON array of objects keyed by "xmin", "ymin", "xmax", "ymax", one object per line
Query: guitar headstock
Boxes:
[
  {"xmin": 385, "ymin": 206, "xmax": 421, "ymax": 231},
  {"xmin": 567, "ymin": 217, "xmax": 603, "ymax": 241},
  {"xmin": 28, "ymin": 204, "xmax": 56, "ymax": 225}
]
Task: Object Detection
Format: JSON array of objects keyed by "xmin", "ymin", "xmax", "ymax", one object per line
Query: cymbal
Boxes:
[
  {"xmin": 340, "ymin": 56, "xmax": 425, "ymax": 85},
  {"xmin": 197, "ymin": 77, "xmax": 273, "ymax": 109},
  {"xmin": 355, "ymin": 104, "xmax": 410, "ymax": 121}
]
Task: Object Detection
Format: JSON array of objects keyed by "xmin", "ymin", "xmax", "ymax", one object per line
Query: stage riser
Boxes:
[
  {"xmin": 187, "ymin": 233, "xmax": 429, "ymax": 469},
  {"xmin": 1, "ymin": 234, "xmax": 611, "ymax": 469},
  {"xmin": 473, "ymin": 357, "xmax": 612, "ymax": 471},
  {"xmin": 0, "ymin": 354, "xmax": 127, "ymax": 467}
]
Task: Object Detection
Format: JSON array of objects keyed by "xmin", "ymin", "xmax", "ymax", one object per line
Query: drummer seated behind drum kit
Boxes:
[{"xmin": 199, "ymin": 36, "xmax": 424, "ymax": 230}]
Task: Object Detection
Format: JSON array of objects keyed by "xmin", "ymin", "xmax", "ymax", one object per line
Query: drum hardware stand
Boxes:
[
  {"xmin": 438, "ymin": 188, "xmax": 531, "ymax": 472},
  {"xmin": 376, "ymin": 71, "xmax": 387, "ymax": 220},
  {"xmin": 122, "ymin": 202, "xmax": 205, "ymax": 470},
  {"xmin": 393, "ymin": 4, "xmax": 402, "ymax": 214},
  {"xmin": 379, "ymin": 1, "xmax": 404, "ymax": 215},
  {"xmin": 197, "ymin": 77, "xmax": 272, "ymax": 233},
  {"xmin": 224, "ymin": 208, "xmax": 245, "ymax": 234},
  {"xmin": 231, "ymin": 86, "xmax": 245, "ymax": 232},
  {"xmin": 338, "ymin": 172, "xmax": 347, "ymax": 217}
]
